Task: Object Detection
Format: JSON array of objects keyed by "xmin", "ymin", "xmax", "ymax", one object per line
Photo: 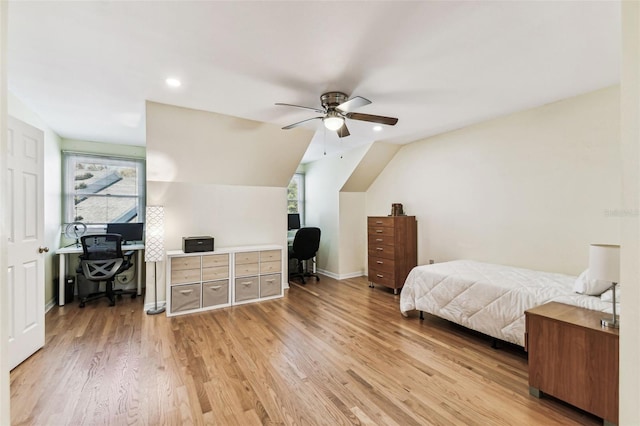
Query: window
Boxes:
[
  {"xmin": 63, "ymin": 152, "xmax": 145, "ymax": 224},
  {"xmin": 287, "ymin": 173, "xmax": 304, "ymax": 225}
]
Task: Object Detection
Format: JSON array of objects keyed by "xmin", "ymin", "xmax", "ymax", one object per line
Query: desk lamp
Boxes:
[
  {"xmin": 589, "ymin": 244, "xmax": 620, "ymax": 328},
  {"xmin": 145, "ymin": 206, "xmax": 165, "ymax": 315}
]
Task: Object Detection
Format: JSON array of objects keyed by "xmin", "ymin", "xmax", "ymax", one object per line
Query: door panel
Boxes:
[{"xmin": 7, "ymin": 117, "xmax": 45, "ymax": 370}]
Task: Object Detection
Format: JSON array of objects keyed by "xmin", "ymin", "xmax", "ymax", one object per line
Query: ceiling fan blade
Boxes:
[
  {"xmin": 336, "ymin": 123, "xmax": 350, "ymax": 138},
  {"xmin": 336, "ymin": 96, "xmax": 371, "ymax": 113},
  {"xmin": 282, "ymin": 116, "xmax": 322, "ymax": 130},
  {"xmin": 275, "ymin": 103, "xmax": 325, "ymax": 114},
  {"xmin": 345, "ymin": 112, "xmax": 398, "ymax": 126}
]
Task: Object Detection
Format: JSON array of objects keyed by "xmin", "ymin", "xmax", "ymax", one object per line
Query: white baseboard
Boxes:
[
  {"xmin": 317, "ymin": 269, "xmax": 364, "ymax": 280},
  {"xmin": 45, "ymin": 299, "xmax": 56, "ymax": 313}
]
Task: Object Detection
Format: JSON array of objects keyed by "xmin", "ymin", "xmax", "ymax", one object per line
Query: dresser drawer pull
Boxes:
[
  {"xmin": 376, "ymin": 261, "xmax": 383, "ymax": 264},
  {"xmin": 376, "ymin": 221, "xmax": 383, "ymax": 224},
  {"xmin": 208, "ymin": 286, "xmax": 222, "ymax": 291},
  {"xmin": 376, "ymin": 274, "xmax": 384, "ymax": 278},
  {"xmin": 376, "ymin": 247, "xmax": 383, "ymax": 251},
  {"xmin": 179, "ymin": 289, "xmax": 194, "ymax": 295},
  {"xmin": 376, "ymin": 238, "xmax": 383, "ymax": 242},
  {"xmin": 375, "ymin": 229, "xmax": 383, "ymax": 233},
  {"xmin": 241, "ymin": 281, "xmax": 253, "ymax": 286},
  {"xmin": 265, "ymin": 279, "xmax": 275, "ymax": 283}
]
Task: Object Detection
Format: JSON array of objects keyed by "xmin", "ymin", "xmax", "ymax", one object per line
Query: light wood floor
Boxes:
[{"xmin": 11, "ymin": 275, "xmax": 600, "ymax": 425}]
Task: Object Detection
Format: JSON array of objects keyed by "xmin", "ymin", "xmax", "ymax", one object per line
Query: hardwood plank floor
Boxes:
[{"xmin": 11, "ymin": 275, "xmax": 601, "ymax": 425}]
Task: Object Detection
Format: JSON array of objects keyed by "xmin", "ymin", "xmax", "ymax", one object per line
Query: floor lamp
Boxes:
[{"xmin": 145, "ymin": 206, "xmax": 166, "ymax": 315}]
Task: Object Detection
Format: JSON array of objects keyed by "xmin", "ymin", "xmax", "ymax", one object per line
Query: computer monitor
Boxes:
[
  {"xmin": 106, "ymin": 222, "xmax": 144, "ymax": 245},
  {"xmin": 288, "ymin": 213, "xmax": 301, "ymax": 231}
]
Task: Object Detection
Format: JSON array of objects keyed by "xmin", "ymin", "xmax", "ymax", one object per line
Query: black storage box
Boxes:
[
  {"xmin": 183, "ymin": 236, "xmax": 214, "ymax": 253},
  {"xmin": 54, "ymin": 275, "xmax": 75, "ymax": 303}
]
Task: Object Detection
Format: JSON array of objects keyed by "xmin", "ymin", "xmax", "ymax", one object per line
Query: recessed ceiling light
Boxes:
[
  {"xmin": 165, "ymin": 77, "xmax": 181, "ymax": 88},
  {"xmin": 373, "ymin": 125, "xmax": 383, "ymax": 132}
]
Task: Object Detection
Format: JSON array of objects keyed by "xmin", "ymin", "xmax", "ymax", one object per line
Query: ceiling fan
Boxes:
[{"xmin": 275, "ymin": 91, "xmax": 398, "ymax": 138}]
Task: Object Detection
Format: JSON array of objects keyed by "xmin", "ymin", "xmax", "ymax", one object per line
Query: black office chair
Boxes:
[
  {"xmin": 77, "ymin": 233, "xmax": 137, "ymax": 307},
  {"xmin": 288, "ymin": 227, "xmax": 321, "ymax": 284}
]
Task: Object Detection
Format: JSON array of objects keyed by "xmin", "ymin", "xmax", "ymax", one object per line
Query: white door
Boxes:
[{"xmin": 7, "ymin": 117, "xmax": 45, "ymax": 370}]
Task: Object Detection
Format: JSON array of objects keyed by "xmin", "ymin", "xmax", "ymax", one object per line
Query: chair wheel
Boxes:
[
  {"xmin": 117, "ymin": 294, "xmax": 123, "ymax": 299},
  {"xmin": 131, "ymin": 294, "xmax": 137, "ymax": 299},
  {"xmin": 79, "ymin": 302, "xmax": 85, "ymax": 308},
  {"xmin": 109, "ymin": 300, "xmax": 115, "ymax": 306},
  {"xmin": 316, "ymin": 276, "xmax": 320, "ymax": 281}
]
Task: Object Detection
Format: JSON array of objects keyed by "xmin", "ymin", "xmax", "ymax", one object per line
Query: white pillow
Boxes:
[
  {"xmin": 600, "ymin": 284, "xmax": 621, "ymax": 302},
  {"xmin": 573, "ymin": 269, "xmax": 613, "ymax": 296}
]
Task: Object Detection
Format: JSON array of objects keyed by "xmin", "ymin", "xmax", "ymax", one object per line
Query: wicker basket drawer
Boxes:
[
  {"xmin": 235, "ymin": 251, "xmax": 259, "ymax": 265},
  {"xmin": 202, "ymin": 280, "xmax": 229, "ymax": 307},
  {"xmin": 171, "ymin": 256, "xmax": 200, "ymax": 271},
  {"xmin": 235, "ymin": 263, "xmax": 259, "ymax": 277},
  {"xmin": 235, "ymin": 276, "xmax": 259, "ymax": 302},
  {"xmin": 260, "ymin": 274, "xmax": 281, "ymax": 298},
  {"xmin": 171, "ymin": 268, "xmax": 200, "ymax": 285},
  {"xmin": 202, "ymin": 253, "xmax": 229, "ymax": 268},
  {"xmin": 171, "ymin": 283, "xmax": 201, "ymax": 313},
  {"xmin": 261, "ymin": 249, "xmax": 281, "ymax": 262},
  {"xmin": 202, "ymin": 265, "xmax": 229, "ymax": 281},
  {"xmin": 260, "ymin": 260, "xmax": 281, "ymax": 274}
]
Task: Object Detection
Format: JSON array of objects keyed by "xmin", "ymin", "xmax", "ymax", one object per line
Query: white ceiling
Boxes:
[{"xmin": 8, "ymin": 1, "xmax": 620, "ymax": 163}]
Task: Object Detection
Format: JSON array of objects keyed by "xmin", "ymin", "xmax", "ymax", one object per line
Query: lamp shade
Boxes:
[
  {"xmin": 145, "ymin": 206, "xmax": 165, "ymax": 262},
  {"xmin": 589, "ymin": 244, "xmax": 620, "ymax": 283},
  {"xmin": 323, "ymin": 114, "xmax": 344, "ymax": 131}
]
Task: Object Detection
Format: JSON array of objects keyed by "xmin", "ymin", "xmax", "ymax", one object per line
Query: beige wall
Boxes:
[
  {"xmin": 620, "ymin": 2, "xmax": 640, "ymax": 422},
  {"xmin": 367, "ymin": 87, "xmax": 621, "ymax": 276},
  {"xmin": 8, "ymin": 92, "xmax": 63, "ymax": 308},
  {"xmin": 145, "ymin": 102, "xmax": 311, "ymax": 306}
]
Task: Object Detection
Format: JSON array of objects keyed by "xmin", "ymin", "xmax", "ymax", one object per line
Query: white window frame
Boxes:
[{"xmin": 62, "ymin": 151, "xmax": 145, "ymax": 226}]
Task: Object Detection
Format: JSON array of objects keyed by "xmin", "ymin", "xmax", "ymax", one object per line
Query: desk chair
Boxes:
[
  {"xmin": 77, "ymin": 233, "xmax": 137, "ymax": 307},
  {"xmin": 288, "ymin": 227, "xmax": 321, "ymax": 284}
]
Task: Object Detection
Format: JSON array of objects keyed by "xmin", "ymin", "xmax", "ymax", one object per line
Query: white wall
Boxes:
[
  {"xmin": 305, "ymin": 145, "xmax": 369, "ymax": 277},
  {"xmin": 367, "ymin": 87, "xmax": 620, "ymax": 276},
  {"xmin": 0, "ymin": 1, "xmax": 8, "ymax": 421},
  {"xmin": 8, "ymin": 93, "xmax": 62, "ymax": 307},
  {"xmin": 145, "ymin": 102, "xmax": 311, "ymax": 306},
  {"xmin": 620, "ymin": 2, "xmax": 640, "ymax": 422},
  {"xmin": 338, "ymin": 192, "xmax": 366, "ymax": 277}
]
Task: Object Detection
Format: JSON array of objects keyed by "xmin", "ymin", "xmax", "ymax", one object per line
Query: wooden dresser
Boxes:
[
  {"xmin": 525, "ymin": 302, "xmax": 619, "ymax": 425},
  {"xmin": 367, "ymin": 216, "xmax": 417, "ymax": 294}
]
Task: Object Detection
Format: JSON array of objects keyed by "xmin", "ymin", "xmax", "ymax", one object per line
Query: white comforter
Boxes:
[{"xmin": 400, "ymin": 260, "xmax": 617, "ymax": 346}]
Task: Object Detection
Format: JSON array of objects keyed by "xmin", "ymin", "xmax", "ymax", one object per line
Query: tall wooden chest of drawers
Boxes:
[{"xmin": 367, "ymin": 216, "xmax": 417, "ymax": 294}]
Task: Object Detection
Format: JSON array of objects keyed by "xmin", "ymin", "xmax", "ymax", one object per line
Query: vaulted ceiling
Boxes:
[{"xmin": 8, "ymin": 1, "xmax": 620, "ymax": 163}]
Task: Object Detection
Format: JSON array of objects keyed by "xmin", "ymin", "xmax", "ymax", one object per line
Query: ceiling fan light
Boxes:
[{"xmin": 323, "ymin": 115, "xmax": 344, "ymax": 131}]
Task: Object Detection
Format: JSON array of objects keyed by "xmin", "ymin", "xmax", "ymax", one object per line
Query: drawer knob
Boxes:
[
  {"xmin": 376, "ymin": 247, "xmax": 383, "ymax": 251},
  {"xmin": 376, "ymin": 261, "xmax": 383, "ymax": 264},
  {"xmin": 208, "ymin": 286, "xmax": 221, "ymax": 291},
  {"xmin": 376, "ymin": 238, "xmax": 383, "ymax": 242},
  {"xmin": 376, "ymin": 229, "xmax": 383, "ymax": 233},
  {"xmin": 241, "ymin": 281, "xmax": 252, "ymax": 286},
  {"xmin": 376, "ymin": 221, "xmax": 383, "ymax": 224},
  {"xmin": 179, "ymin": 289, "xmax": 193, "ymax": 295},
  {"xmin": 376, "ymin": 274, "xmax": 384, "ymax": 278},
  {"xmin": 265, "ymin": 279, "xmax": 275, "ymax": 283}
]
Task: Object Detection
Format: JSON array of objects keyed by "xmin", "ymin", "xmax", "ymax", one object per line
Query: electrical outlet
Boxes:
[{"xmin": 429, "ymin": 259, "xmax": 435, "ymax": 264}]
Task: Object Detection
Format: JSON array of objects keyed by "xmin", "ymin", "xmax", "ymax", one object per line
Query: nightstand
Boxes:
[{"xmin": 525, "ymin": 302, "xmax": 619, "ymax": 426}]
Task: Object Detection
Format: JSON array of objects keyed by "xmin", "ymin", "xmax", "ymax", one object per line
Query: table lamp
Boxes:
[
  {"xmin": 145, "ymin": 206, "xmax": 165, "ymax": 315},
  {"xmin": 589, "ymin": 244, "xmax": 620, "ymax": 328}
]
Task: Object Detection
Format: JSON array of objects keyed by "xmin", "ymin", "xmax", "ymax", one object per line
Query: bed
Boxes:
[{"xmin": 399, "ymin": 260, "xmax": 618, "ymax": 347}]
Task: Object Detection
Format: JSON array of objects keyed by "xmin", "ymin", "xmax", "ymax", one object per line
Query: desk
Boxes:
[{"xmin": 56, "ymin": 243, "xmax": 145, "ymax": 306}]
